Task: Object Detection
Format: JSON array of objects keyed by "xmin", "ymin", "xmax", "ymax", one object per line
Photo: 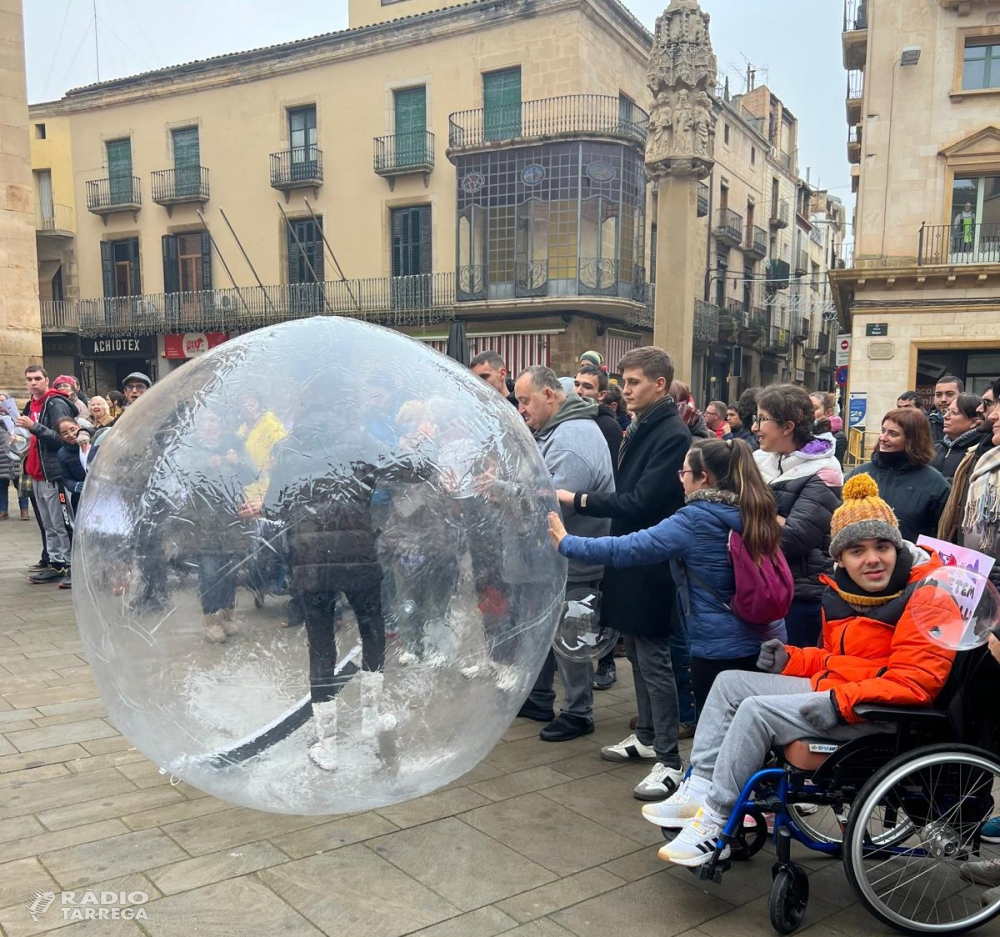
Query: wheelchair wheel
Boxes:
[
  {"xmin": 844, "ymin": 743, "xmax": 1000, "ymax": 934},
  {"xmin": 769, "ymin": 864, "xmax": 810, "ymax": 934},
  {"xmin": 731, "ymin": 806, "xmax": 769, "ymax": 861},
  {"xmin": 788, "ymin": 803, "xmax": 847, "ymax": 853}
]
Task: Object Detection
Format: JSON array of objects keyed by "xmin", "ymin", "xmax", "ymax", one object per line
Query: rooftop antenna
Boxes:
[{"xmin": 93, "ymin": 0, "xmax": 100, "ymax": 81}]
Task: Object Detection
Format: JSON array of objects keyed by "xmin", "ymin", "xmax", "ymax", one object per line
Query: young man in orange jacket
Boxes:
[{"xmin": 643, "ymin": 473, "xmax": 956, "ymax": 867}]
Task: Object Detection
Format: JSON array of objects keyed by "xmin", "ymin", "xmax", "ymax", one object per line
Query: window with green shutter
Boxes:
[
  {"xmin": 483, "ymin": 68, "xmax": 521, "ymax": 142},
  {"xmin": 394, "ymin": 87, "xmax": 427, "ymax": 167},
  {"xmin": 101, "ymin": 238, "xmax": 141, "ymax": 297},
  {"xmin": 163, "ymin": 232, "xmax": 211, "ymax": 294},
  {"xmin": 106, "ymin": 139, "xmax": 133, "ymax": 205},
  {"xmin": 289, "ymin": 106, "xmax": 317, "ymax": 171},
  {"xmin": 172, "ymin": 128, "xmax": 200, "ymax": 197},
  {"xmin": 391, "ymin": 206, "xmax": 431, "ymax": 309},
  {"xmin": 287, "ymin": 217, "xmax": 324, "ymax": 284}
]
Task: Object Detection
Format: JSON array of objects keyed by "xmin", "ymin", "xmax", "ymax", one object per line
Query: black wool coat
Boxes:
[{"xmin": 575, "ymin": 400, "xmax": 690, "ymax": 636}]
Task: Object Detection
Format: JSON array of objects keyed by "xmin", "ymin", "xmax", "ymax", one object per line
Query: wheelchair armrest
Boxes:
[{"xmin": 852, "ymin": 703, "xmax": 946, "ymax": 723}]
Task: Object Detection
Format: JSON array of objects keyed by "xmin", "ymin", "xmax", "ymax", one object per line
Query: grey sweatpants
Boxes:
[
  {"xmin": 691, "ymin": 670, "xmax": 891, "ymax": 818},
  {"xmin": 34, "ymin": 479, "xmax": 71, "ymax": 567},
  {"xmin": 528, "ymin": 581, "xmax": 598, "ymax": 719}
]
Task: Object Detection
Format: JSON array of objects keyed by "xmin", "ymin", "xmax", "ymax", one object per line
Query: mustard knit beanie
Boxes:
[{"xmin": 829, "ymin": 473, "xmax": 903, "ymax": 558}]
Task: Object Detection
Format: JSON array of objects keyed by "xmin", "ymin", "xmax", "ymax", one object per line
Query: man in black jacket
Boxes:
[{"xmin": 557, "ymin": 346, "xmax": 691, "ymax": 801}]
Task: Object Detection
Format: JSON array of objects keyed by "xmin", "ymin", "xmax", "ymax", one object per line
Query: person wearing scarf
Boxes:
[
  {"xmin": 647, "ymin": 473, "xmax": 955, "ymax": 869},
  {"xmin": 932, "ymin": 392, "xmax": 987, "ymax": 481}
]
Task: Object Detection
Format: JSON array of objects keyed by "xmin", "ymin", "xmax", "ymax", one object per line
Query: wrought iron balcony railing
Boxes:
[
  {"xmin": 86, "ymin": 176, "xmax": 141, "ymax": 214},
  {"xmin": 373, "ymin": 131, "xmax": 435, "ymax": 176},
  {"xmin": 456, "ymin": 257, "xmax": 647, "ymax": 304},
  {"xmin": 844, "ymin": 0, "xmax": 868, "ymax": 31},
  {"xmin": 847, "ymin": 70, "xmax": 864, "ymax": 101},
  {"xmin": 744, "ymin": 225, "xmax": 768, "ymax": 259},
  {"xmin": 770, "ymin": 199, "xmax": 790, "ymax": 229},
  {"xmin": 747, "ymin": 306, "xmax": 769, "ymax": 333},
  {"xmin": 270, "ymin": 148, "xmax": 323, "ymax": 189},
  {"xmin": 151, "ymin": 167, "xmax": 210, "ymax": 205},
  {"xmin": 694, "ymin": 299, "xmax": 719, "ymax": 345},
  {"xmin": 765, "ymin": 325, "xmax": 791, "ymax": 355},
  {"xmin": 35, "ymin": 203, "xmax": 74, "ymax": 234},
  {"xmin": 448, "ymin": 94, "xmax": 649, "ymax": 150},
  {"xmin": 697, "ymin": 182, "xmax": 709, "ymax": 218},
  {"xmin": 714, "ymin": 208, "xmax": 744, "ymax": 247},
  {"xmin": 918, "ymin": 222, "xmax": 1000, "ymax": 265},
  {"xmin": 794, "ymin": 316, "xmax": 810, "ymax": 341},
  {"xmin": 40, "ymin": 300, "xmax": 79, "ymax": 331},
  {"xmin": 794, "ymin": 249, "xmax": 809, "ymax": 275},
  {"xmin": 76, "ymin": 274, "xmax": 457, "ymax": 337},
  {"xmin": 806, "ymin": 330, "xmax": 831, "ymax": 358}
]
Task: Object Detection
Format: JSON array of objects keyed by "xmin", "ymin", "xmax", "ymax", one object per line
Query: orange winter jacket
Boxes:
[{"xmin": 781, "ymin": 549, "xmax": 956, "ymax": 725}]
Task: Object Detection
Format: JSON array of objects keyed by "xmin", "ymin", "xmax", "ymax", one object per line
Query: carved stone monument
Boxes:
[{"xmin": 645, "ymin": 0, "xmax": 717, "ymax": 383}]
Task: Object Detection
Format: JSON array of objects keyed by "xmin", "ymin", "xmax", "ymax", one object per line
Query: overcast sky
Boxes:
[{"xmin": 22, "ymin": 0, "xmax": 849, "ymax": 204}]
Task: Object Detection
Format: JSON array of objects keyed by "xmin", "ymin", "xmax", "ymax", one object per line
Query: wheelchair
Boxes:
[{"xmin": 663, "ymin": 649, "xmax": 1000, "ymax": 935}]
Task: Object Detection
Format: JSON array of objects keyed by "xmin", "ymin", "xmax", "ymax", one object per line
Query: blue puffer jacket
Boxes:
[{"xmin": 558, "ymin": 490, "xmax": 786, "ymax": 659}]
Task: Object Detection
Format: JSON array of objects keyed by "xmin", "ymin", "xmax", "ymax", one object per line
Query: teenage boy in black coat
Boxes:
[{"xmin": 557, "ymin": 346, "xmax": 691, "ymax": 801}]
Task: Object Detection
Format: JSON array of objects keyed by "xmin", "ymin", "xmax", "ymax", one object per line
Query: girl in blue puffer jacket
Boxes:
[{"xmin": 549, "ymin": 437, "xmax": 786, "ymax": 712}]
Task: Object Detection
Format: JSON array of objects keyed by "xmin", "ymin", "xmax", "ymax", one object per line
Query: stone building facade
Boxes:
[
  {"xmin": 831, "ymin": 0, "xmax": 1000, "ymax": 450},
  {"xmin": 0, "ymin": 0, "xmax": 42, "ymax": 395}
]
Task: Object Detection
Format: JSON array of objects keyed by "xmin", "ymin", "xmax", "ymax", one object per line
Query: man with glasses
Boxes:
[
  {"xmin": 937, "ymin": 380, "xmax": 998, "ymax": 543},
  {"xmin": 16, "ymin": 366, "xmax": 76, "ymax": 583},
  {"xmin": 122, "ymin": 372, "xmax": 152, "ymax": 405}
]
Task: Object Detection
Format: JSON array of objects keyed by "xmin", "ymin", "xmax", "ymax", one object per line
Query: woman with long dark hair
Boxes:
[
  {"xmin": 753, "ymin": 384, "xmax": 843, "ymax": 647},
  {"xmin": 549, "ymin": 437, "xmax": 786, "ymax": 712},
  {"xmin": 848, "ymin": 406, "xmax": 950, "ymax": 543}
]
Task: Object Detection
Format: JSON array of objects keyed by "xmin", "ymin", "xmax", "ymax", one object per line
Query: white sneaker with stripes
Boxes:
[
  {"xmin": 600, "ymin": 734, "xmax": 658, "ymax": 763},
  {"xmin": 657, "ymin": 807, "xmax": 730, "ymax": 867}
]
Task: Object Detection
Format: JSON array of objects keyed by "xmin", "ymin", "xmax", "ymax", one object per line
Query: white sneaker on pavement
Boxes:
[
  {"xmin": 961, "ymin": 857, "xmax": 1000, "ymax": 886},
  {"xmin": 658, "ymin": 807, "xmax": 730, "ymax": 867},
  {"xmin": 600, "ymin": 733, "xmax": 658, "ymax": 763},
  {"xmin": 641, "ymin": 777, "xmax": 704, "ymax": 827},
  {"xmin": 633, "ymin": 762, "xmax": 685, "ymax": 801}
]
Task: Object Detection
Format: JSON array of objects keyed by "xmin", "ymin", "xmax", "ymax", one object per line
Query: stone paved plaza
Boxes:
[{"xmin": 0, "ymin": 518, "xmax": 952, "ymax": 937}]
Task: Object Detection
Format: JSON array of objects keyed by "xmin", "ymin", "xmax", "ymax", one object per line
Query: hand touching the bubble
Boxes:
[{"xmin": 548, "ymin": 511, "xmax": 567, "ymax": 548}]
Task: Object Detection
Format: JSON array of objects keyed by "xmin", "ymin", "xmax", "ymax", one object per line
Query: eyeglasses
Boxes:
[
  {"xmin": 677, "ymin": 469, "xmax": 696, "ymax": 481},
  {"xmin": 124, "ymin": 383, "xmax": 146, "ymax": 392},
  {"xmin": 982, "ymin": 399, "xmax": 997, "ymax": 413},
  {"xmin": 752, "ymin": 416, "xmax": 782, "ymax": 425}
]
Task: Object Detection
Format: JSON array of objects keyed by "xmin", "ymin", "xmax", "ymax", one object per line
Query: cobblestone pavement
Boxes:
[{"xmin": 0, "ymin": 519, "xmax": 919, "ymax": 937}]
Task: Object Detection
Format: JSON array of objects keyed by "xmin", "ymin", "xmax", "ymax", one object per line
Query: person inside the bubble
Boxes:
[
  {"xmin": 258, "ymin": 406, "xmax": 434, "ymax": 770},
  {"xmin": 633, "ymin": 474, "xmax": 956, "ymax": 868}
]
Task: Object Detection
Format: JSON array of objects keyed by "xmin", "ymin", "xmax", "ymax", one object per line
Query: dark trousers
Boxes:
[
  {"xmin": 669, "ymin": 629, "xmax": 697, "ymax": 725},
  {"xmin": 28, "ymin": 490, "xmax": 47, "ymax": 566},
  {"xmin": 302, "ymin": 583, "xmax": 386, "ymax": 703},
  {"xmin": 627, "ymin": 633, "xmax": 681, "ymax": 768},
  {"xmin": 197, "ymin": 553, "xmax": 238, "ymax": 616},
  {"xmin": 690, "ymin": 654, "xmax": 761, "ymax": 715},
  {"xmin": 0, "ymin": 477, "xmax": 27, "ymax": 514},
  {"xmin": 784, "ymin": 599, "xmax": 823, "ymax": 648}
]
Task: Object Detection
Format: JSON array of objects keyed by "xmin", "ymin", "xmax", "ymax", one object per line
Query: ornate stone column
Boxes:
[
  {"xmin": 645, "ymin": 0, "xmax": 717, "ymax": 384},
  {"xmin": 0, "ymin": 0, "xmax": 42, "ymax": 395}
]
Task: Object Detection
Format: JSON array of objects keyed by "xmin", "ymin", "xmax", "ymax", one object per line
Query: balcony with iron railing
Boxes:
[
  {"xmin": 806, "ymin": 330, "xmax": 831, "ymax": 359},
  {"xmin": 770, "ymin": 199, "xmax": 790, "ymax": 229},
  {"xmin": 40, "ymin": 300, "xmax": 79, "ymax": 332},
  {"xmin": 270, "ymin": 147, "xmax": 323, "ymax": 193},
  {"xmin": 765, "ymin": 325, "xmax": 791, "ymax": 355},
  {"xmin": 373, "ymin": 131, "xmax": 435, "ymax": 185},
  {"xmin": 848, "ymin": 124, "xmax": 862, "ymax": 164},
  {"xmin": 456, "ymin": 258, "xmax": 647, "ymax": 305},
  {"xmin": 843, "ymin": 0, "xmax": 868, "ymax": 69},
  {"xmin": 794, "ymin": 316, "xmax": 810, "ymax": 342},
  {"xmin": 150, "ymin": 167, "xmax": 209, "ymax": 211},
  {"xmin": 778, "ymin": 151, "xmax": 792, "ymax": 173},
  {"xmin": 743, "ymin": 224, "xmax": 768, "ymax": 261},
  {"xmin": 794, "ymin": 249, "xmax": 809, "ymax": 275},
  {"xmin": 35, "ymin": 203, "xmax": 74, "ymax": 236},
  {"xmin": 746, "ymin": 305, "xmax": 769, "ymax": 335},
  {"xmin": 86, "ymin": 176, "xmax": 141, "ymax": 217},
  {"xmin": 697, "ymin": 182, "xmax": 709, "ymax": 218},
  {"xmin": 847, "ymin": 70, "xmax": 864, "ymax": 123},
  {"xmin": 714, "ymin": 208, "xmax": 744, "ymax": 248},
  {"xmin": 693, "ymin": 299, "xmax": 719, "ymax": 346},
  {"xmin": 76, "ymin": 274, "xmax": 457, "ymax": 337},
  {"xmin": 447, "ymin": 94, "xmax": 649, "ymax": 154},
  {"xmin": 918, "ymin": 222, "xmax": 1000, "ymax": 265}
]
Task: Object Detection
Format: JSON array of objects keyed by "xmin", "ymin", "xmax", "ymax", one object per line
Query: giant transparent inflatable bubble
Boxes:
[{"xmin": 74, "ymin": 317, "xmax": 567, "ymax": 815}]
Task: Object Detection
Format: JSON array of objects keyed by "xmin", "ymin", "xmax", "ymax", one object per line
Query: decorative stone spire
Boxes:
[{"xmin": 645, "ymin": 0, "xmax": 718, "ymax": 179}]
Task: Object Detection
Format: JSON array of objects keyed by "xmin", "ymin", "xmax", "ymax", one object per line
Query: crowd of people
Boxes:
[{"xmin": 6, "ymin": 350, "xmax": 1000, "ymax": 879}]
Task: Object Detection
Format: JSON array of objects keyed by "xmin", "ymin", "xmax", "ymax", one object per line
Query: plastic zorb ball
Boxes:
[{"xmin": 73, "ymin": 317, "xmax": 567, "ymax": 814}]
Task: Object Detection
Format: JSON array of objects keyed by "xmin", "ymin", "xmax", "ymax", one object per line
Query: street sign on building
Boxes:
[
  {"xmin": 836, "ymin": 334, "xmax": 852, "ymax": 366},
  {"xmin": 849, "ymin": 391, "xmax": 867, "ymax": 430},
  {"xmin": 865, "ymin": 323, "xmax": 889, "ymax": 337}
]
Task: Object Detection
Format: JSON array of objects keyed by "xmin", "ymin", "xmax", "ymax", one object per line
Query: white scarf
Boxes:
[{"xmin": 753, "ymin": 440, "xmax": 844, "ymax": 487}]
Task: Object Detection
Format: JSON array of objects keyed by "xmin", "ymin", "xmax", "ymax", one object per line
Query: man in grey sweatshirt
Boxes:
[{"xmin": 513, "ymin": 365, "xmax": 615, "ymax": 740}]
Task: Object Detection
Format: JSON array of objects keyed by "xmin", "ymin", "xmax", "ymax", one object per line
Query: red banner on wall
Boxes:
[{"xmin": 163, "ymin": 332, "xmax": 228, "ymax": 359}]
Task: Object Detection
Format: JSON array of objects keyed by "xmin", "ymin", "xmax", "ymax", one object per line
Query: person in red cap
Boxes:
[{"xmin": 52, "ymin": 376, "xmax": 88, "ymax": 417}]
